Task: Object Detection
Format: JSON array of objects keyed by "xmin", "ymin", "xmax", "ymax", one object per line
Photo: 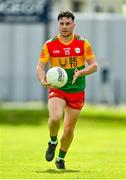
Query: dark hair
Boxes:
[{"xmin": 57, "ymin": 10, "xmax": 75, "ymax": 21}]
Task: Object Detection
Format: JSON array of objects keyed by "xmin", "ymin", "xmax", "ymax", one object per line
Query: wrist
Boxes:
[
  {"xmin": 40, "ymin": 79, "xmax": 45, "ymax": 85},
  {"xmin": 41, "ymin": 80, "xmax": 44, "ymax": 84},
  {"xmin": 41, "ymin": 76, "xmax": 46, "ymax": 83},
  {"xmin": 79, "ymin": 70, "xmax": 84, "ymax": 76}
]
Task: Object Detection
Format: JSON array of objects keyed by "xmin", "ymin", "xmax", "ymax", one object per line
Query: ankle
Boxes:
[
  {"xmin": 50, "ymin": 139, "xmax": 58, "ymax": 145},
  {"xmin": 57, "ymin": 149, "xmax": 66, "ymax": 160},
  {"xmin": 50, "ymin": 135, "xmax": 58, "ymax": 145}
]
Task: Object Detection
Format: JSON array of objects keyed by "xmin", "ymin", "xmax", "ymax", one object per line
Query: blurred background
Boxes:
[
  {"xmin": 0, "ymin": 1, "xmax": 126, "ymax": 179},
  {"xmin": 0, "ymin": 0, "xmax": 126, "ymax": 107}
]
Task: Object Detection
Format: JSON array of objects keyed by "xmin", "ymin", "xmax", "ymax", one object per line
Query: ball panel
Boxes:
[{"xmin": 46, "ymin": 67, "xmax": 68, "ymax": 88}]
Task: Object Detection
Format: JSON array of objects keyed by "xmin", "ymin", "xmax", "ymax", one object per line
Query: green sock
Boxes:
[
  {"xmin": 50, "ymin": 136, "xmax": 58, "ymax": 144},
  {"xmin": 57, "ymin": 149, "xmax": 66, "ymax": 160}
]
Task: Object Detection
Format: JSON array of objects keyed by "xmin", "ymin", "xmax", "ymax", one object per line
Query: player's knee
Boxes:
[{"xmin": 49, "ymin": 115, "xmax": 61, "ymax": 124}]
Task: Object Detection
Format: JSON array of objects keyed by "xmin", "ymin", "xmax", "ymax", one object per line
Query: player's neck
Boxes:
[{"xmin": 59, "ymin": 34, "xmax": 74, "ymax": 44}]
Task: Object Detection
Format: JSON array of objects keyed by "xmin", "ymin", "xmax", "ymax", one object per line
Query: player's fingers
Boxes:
[
  {"xmin": 72, "ymin": 70, "xmax": 80, "ymax": 84},
  {"xmin": 42, "ymin": 82, "xmax": 51, "ymax": 88},
  {"xmin": 72, "ymin": 75, "xmax": 77, "ymax": 84},
  {"xmin": 74, "ymin": 68, "xmax": 78, "ymax": 74},
  {"xmin": 72, "ymin": 79, "xmax": 75, "ymax": 84}
]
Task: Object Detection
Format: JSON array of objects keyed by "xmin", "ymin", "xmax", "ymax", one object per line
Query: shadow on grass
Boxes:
[
  {"xmin": 1, "ymin": 109, "xmax": 126, "ymax": 126},
  {"xmin": 36, "ymin": 169, "xmax": 80, "ymax": 174},
  {"xmin": 0, "ymin": 109, "xmax": 48, "ymax": 125}
]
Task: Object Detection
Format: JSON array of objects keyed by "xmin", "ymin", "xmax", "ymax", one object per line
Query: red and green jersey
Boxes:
[{"xmin": 39, "ymin": 34, "xmax": 95, "ymax": 93}]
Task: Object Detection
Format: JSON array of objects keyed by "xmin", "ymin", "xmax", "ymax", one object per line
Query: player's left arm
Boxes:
[
  {"xmin": 80, "ymin": 57, "xmax": 98, "ymax": 76},
  {"xmin": 72, "ymin": 40, "xmax": 98, "ymax": 83},
  {"xmin": 72, "ymin": 58, "xmax": 97, "ymax": 84}
]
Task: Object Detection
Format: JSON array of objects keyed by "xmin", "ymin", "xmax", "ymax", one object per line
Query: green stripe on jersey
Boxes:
[{"xmin": 59, "ymin": 65, "xmax": 86, "ymax": 93}]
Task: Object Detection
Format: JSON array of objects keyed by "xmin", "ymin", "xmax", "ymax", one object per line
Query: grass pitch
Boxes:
[{"xmin": 0, "ymin": 108, "xmax": 126, "ymax": 179}]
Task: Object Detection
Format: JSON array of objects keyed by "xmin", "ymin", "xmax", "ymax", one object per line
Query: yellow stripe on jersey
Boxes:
[
  {"xmin": 39, "ymin": 44, "xmax": 50, "ymax": 63},
  {"xmin": 50, "ymin": 56, "xmax": 85, "ymax": 69},
  {"xmin": 84, "ymin": 39, "xmax": 96, "ymax": 60}
]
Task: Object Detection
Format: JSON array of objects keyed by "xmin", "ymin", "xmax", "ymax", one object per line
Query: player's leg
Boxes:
[
  {"xmin": 61, "ymin": 107, "xmax": 81, "ymax": 151},
  {"xmin": 48, "ymin": 97, "xmax": 66, "ymax": 138},
  {"xmin": 55, "ymin": 91, "xmax": 85, "ymax": 169},
  {"xmin": 55, "ymin": 107, "xmax": 81, "ymax": 169},
  {"xmin": 45, "ymin": 97, "xmax": 66, "ymax": 161}
]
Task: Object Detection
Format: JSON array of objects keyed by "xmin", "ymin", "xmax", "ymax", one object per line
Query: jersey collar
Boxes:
[{"xmin": 58, "ymin": 34, "xmax": 74, "ymax": 45}]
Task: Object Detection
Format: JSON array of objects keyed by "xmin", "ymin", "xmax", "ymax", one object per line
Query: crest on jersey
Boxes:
[{"xmin": 75, "ymin": 47, "xmax": 81, "ymax": 54}]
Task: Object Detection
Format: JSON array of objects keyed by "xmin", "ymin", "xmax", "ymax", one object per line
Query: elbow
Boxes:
[
  {"xmin": 36, "ymin": 66, "xmax": 38, "ymax": 75},
  {"xmin": 36, "ymin": 65, "xmax": 40, "ymax": 76},
  {"xmin": 93, "ymin": 62, "xmax": 98, "ymax": 72}
]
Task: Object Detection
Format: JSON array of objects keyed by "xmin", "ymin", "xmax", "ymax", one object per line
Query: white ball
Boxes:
[{"xmin": 46, "ymin": 67, "xmax": 68, "ymax": 88}]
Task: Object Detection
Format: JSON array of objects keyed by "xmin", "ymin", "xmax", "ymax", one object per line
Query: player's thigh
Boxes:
[
  {"xmin": 48, "ymin": 97, "xmax": 66, "ymax": 120},
  {"xmin": 64, "ymin": 106, "xmax": 81, "ymax": 128}
]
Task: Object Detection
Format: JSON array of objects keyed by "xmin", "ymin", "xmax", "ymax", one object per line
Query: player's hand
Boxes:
[
  {"xmin": 41, "ymin": 78, "xmax": 51, "ymax": 88},
  {"xmin": 41, "ymin": 78, "xmax": 56, "ymax": 89},
  {"xmin": 72, "ymin": 68, "xmax": 81, "ymax": 84}
]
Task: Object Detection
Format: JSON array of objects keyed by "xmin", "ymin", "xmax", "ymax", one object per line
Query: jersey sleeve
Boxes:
[
  {"xmin": 39, "ymin": 43, "xmax": 50, "ymax": 63},
  {"xmin": 84, "ymin": 39, "xmax": 96, "ymax": 60}
]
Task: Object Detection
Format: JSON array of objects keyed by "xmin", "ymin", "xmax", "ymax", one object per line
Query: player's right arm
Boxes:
[
  {"xmin": 36, "ymin": 43, "xmax": 51, "ymax": 88},
  {"xmin": 36, "ymin": 61, "xmax": 51, "ymax": 88}
]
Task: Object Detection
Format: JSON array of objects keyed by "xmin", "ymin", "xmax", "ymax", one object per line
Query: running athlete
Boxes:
[{"xmin": 36, "ymin": 10, "xmax": 98, "ymax": 170}]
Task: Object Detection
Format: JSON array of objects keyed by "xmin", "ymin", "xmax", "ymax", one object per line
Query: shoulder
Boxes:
[
  {"xmin": 74, "ymin": 34, "xmax": 91, "ymax": 46},
  {"xmin": 84, "ymin": 39, "xmax": 92, "ymax": 47},
  {"xmin": 74, "ymin": 34, "xmax": 91, "ymax": 44},
  {"xmin": 74, "ymin": 34, "xmax": 85, "ymax": 41},
  {"xmin": 45, "ymin": 35, "xmax": 58, "ymax": 45},
  {"xmin": 74, "ymin": 34, "xmax": 90, "ymax": 47}
]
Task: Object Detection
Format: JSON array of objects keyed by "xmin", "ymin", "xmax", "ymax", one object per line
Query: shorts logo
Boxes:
[
  {"xmin": 49, "ymin": 92, "xmax": 54, "ymax": 96},
  {"xmin": 75, "ymin": 47, "xmax": 81, "ymax": 54}
]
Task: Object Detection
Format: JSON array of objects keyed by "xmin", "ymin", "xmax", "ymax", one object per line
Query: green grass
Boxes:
[{"xmin": 0, "ymin": 109, "xmax": 126, "ymax": 179}]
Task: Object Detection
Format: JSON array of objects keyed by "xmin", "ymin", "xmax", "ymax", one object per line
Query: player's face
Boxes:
[{"xmin": 58, "ymin": 17, "xmax": 75, "ymax": 37}]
